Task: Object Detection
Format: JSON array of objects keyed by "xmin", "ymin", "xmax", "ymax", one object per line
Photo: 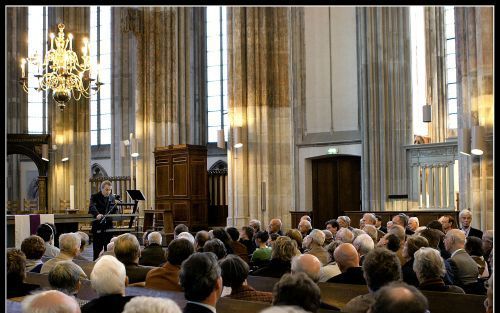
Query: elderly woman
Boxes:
[
  {"xmin": 250, "ymin": 236, "xmax": 296, "ymax": 278},
  {"xmin": 413, "ymin": 247, "xmax": 465, "ymax": 293},
  {"xmin": 219, "ymin": 254, "xmax": 273, "ymax": 303},
  {"xmin": 286, "ymin": 228, "xmax": 304, "ymax": 253},
  {"xmin": 401, "ymin": 235, "xmax": 429, "ymax": 287}
]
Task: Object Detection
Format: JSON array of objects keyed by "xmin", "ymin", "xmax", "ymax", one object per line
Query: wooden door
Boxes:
[{"xmin": 311, "ymin": 155, "xmax": 361, "ymax": 229}]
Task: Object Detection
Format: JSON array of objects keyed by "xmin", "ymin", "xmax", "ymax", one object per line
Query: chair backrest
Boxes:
[
  {"xmin": 246, "ymin": 275, "xmax": 280, "ymax": 292},
  {"xmin": 72, "ymin": 259, "xmax": 96, "ymax": 278}
]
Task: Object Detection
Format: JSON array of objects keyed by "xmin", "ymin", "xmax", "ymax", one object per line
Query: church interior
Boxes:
[{"xmin": 5, "ymin": 6, "xmax": 494, "ymax": 313}]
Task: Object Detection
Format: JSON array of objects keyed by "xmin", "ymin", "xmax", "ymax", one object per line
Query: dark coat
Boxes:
[
  {"xmin": 139, "ymin": 244, "xmax": 167, "ymax": 267},
  {"xmin": 81, "ymin": 294, "xmax": 134, "ymax": 313},
  {"xmin": 88, "ymin": 192, "xmax": 118, "ymax": 233},
  {"xmin": 7, "ymin": 278, "xmax": 39, "ymax": 299},
  {"xmin": 401, "ymin": 258, "xmax": 419, "ymax": 287},
  {"xmin": 124, "ymin": 263, "xmax": 156, "ymax": 284},
  {"xmin": 466, "ymin": 227, "xmax": 484, "ymax": 239},
  {"xmin": 327, "ymin": 266, "xmax": 366, "ymax": 285},
  {"xmin": 231, "ymin": 241, "xmax": 249, "ymax": 263},
  {"xmin": 183, "ymin": 302, "xmax": 215, "ymax": 313},
  {"xmin": 249, "ymin": 259, "xmax": 291, "ymax": 278},
  {"xmin": 418, "ymin": 278, "xmax": 465, "ymax": 294}
]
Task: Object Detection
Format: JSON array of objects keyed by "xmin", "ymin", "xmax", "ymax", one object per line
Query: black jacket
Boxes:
[
  {"xmin": 88, "ymin": 192, "xmax": 118, "ymax": 233},
  {"xmin": 81, "ymin": 294, "xmax": 134, "ymax": 313},
  {"xmin": 327, "ymin": 266, "xmax": 366, "ymax": 285},
  {"xmin": 139, "ymin": 244, "xmax": 167, "ymax": 267},
  {"xmin": 249, "ymin": 259, "xmax": 291, "ymax": 278},
  {"xmin": 401, "ymin": 258, "xmax": 419, "ymax": 287},
  {"xmin": 466, "ymin": 227, "xmax": 483, "ymax": 239},
  {"xmin": 183, "ymin": 302, "xmax": 215, "ymax": 313}
]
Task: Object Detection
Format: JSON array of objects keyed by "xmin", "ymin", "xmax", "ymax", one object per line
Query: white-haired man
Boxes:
[
  {"xmin": 335, "ymin": 227, "xmax": 354, "ymax": 243},
  {"xmin": 139, "ymin": 231, "xmax": 166, "ymax": 267},
  {"xmin": 298, "ymin": 219, "xmax": 312, "ymax": 239},
  {"xmin": 407, "ymin": 217, "xmax": 419, "ymax": 233},
  {"xmin": 122, "ymin": 296, "xmax": 181, "ymax": 313},
  {"xmin": 81, "ymin": 255, "xmax": 134, "ymax": 313},
  {"xmin": 22, "ymin": 290, "xmax": 81, "ymax": 313},
  {"xmin": 459, "ymin": 209, "xmax": 483, "ymax": 239},
  {"xmin": 303, "ymin": 229, "xmax": 329, "ymax": 265},
  {"xmin": 40, "ymin": 233, "xmax": 87, "ymax": 279},
  {"xmin": 337, "ymin": 216, "xmax": 353, "ymax": 230},
  {"xmin": 444, "ymin": 229, "xmax": 479, "ymax": 290},
  {"xmin": 291, "ymin": 254, "xmax": 321, "ymax": 283},
  {"xmin": 352, "ymin": 234, "xmax": 375, "ymax": 266},
  {"xmin": 177, "ymin": 231, "xmax": 195, "ymax": 245}
]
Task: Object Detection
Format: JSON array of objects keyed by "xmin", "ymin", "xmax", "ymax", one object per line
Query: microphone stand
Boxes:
[{"xmin": 98, "ymin": 196, "xmax": 121, "ymax": 225}]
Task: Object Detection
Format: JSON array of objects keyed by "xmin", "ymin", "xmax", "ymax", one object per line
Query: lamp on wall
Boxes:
[
  {"xmin": 233, "ymin": 127, "xmax": 243, "ymax": 149},
  {"xmin": 217, "ymin": 129, "xmax": 225, "ymax": 149},
  {"xmin": 422, "ymin": 104, "xmax": 432, "ymax": 123},
  {"xmin": 61, "ymin": 145, "xmax": 69, "ymax": 162},
  {"xmin": 458, "ymin": 128, "xmax": 470, "ymax": 156},
  {"xmin": 471, "ymin": 125, "xmax": 485, "ymax": 156},
  {"xmin": 130, "ymin": 137, "xmax": 139, "ymax": 158},
  {"xmin": 41, "ymin": 144, "xmax": 49, "ymax": 161}
]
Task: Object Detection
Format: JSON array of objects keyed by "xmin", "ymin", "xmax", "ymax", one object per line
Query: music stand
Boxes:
[{"xmin": 126, "ymin": 190, "xmax": 146, "ymax": 229}]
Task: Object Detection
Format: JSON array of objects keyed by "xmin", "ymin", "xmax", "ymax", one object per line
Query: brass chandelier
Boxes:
[{"xmin": 19, "ymin": 23, "xmax": 103, "ymax": 110}]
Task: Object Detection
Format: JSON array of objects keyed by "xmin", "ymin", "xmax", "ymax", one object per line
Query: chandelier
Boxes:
[{"xmin": 19, "ymin": 23, "xmax": 103, "ymax": 110}]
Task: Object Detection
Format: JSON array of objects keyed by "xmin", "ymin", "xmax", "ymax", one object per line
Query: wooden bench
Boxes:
[
  {"xmin": 72, "ymin": 259, "xmax": 96, "ymax": 277},
  {"xmin": 247, "ymin": 275, "xmax": 280, "ymax": 292},
  {"xmin": 24, "ymin": 272, "xmax": 98, "ymax": 300}
]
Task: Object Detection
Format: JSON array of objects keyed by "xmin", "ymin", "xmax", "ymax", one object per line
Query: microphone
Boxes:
[{"xmin": 113, "ymin": 194, "xmax": 122, "ymax": 202}]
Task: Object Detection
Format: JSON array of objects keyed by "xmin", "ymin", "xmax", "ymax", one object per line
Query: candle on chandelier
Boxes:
[
  {"xmin": 68, "ymin": 33, "xmax": 73, "ymax": 50},
  {"xmin": 21, "ymin": 59, "xmax": 26, "ymax": 78}
]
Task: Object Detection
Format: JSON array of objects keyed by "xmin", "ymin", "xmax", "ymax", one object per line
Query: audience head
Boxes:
[
  {"xmin": 482, "ymin": 230, "xmax": 494, "ymax": 256},
  {"xmin": 36, "ymin": 223, "xmax": 56, "ymax": 244},
  {"xmin": 362, "ymin": 225, "xmax": 378, "ymax": 243},
  {"xmin": 359, "ymin": 218, "xmax": 365, "ymax": 229},
  {"xmin": 48, "ymin": 261, "xmax": 82, "ymax": 295},
  {"xmin": 326, "ymin": 240, "xmax": 343, "ymax": 263},
  {"xmin": 225, "ymin": 227, "xmax": 240, "ymax": 242},
  {"xmin": 375, "ymin": 215, "xmax": 383, "ymax": 228},
  {"xmin": 392, "ymin": 213, "xmax": 409, "ymax": 228},
  {"xmin": 90, "ymin": 255, "xmax": 127, "ymax": 296},
  {"xmin": 285, "ymin": 229, "xmax": 303, "ymax": 249},
  {"xmin": 337, "ymin": 216, "xmax": 351, "ymax": 228},
  {"xmin": 114, "ymin": 233, "xmax": 141, "ymax": 264},
  {"xmin": 174, "ymin": 224, "xmax": 189, "ymax": 238},
  {"xmin": 351, "ymin": 228, "xmax": 366, "ymax": 240},
  {"xmin": 334, "ymin": 243, "xmax": 360, "ymax": 272},
  {"xmin": 353, "ymin": 234, "xmax": 375, "ymax": 257},
  {"xmin": 272, "ymin": 236, "xmax": 296, "ymax": 262},
  {"xmin": 438, "ymin": 215, "xmax": 455, "ymax": 232},
  {"xmin": 418, "ymin": 227, "xmax": 442, "ymax": 249},
  {"xmin": 22, "ymin": 290, "xmax": 80, "ymax": 313},
  {"xmin": 444, "ymin": 229, "xmax": 466, "ymax": 253},
  {"xmin": 195, "ymin": 230, "xmax": 210, "ymax": 252},
  {"xmin": 75, "ymin": 231, "xmax": 89, "ymax": 253},
  {"xmin": 407, "ymin": 217, "xmax": 419, "ymax": 232},
  {"xmin": 219, "ymin": 254, "xmax": 249, "ymax": 288},
  {"xmin": 388, "ymin": 224, "xmax": 406, "ymax": 243},
  {"xmin": 240, "ymin": 226, "xmax": 254, "ymax": 241},
  {"xmin": 142, "ymin": 229, "xmax": 153, "ymax": 247},
  {"xmin": 291, "ymin": 254, "xmax": 321, "ymax": 282},
  {"xmin": 272, "ymin": 273, "xmax": 321, "ymax": 313},
  {"xmin": 459, "ymin": 209, "xmax": 473, "ymax": 228},
  {"xmin": 413, "ymin": 247, "xmax": 446, "ymax": 282},
  {"xmin": 427, "ymin": 220, "xmax": 445, "ymax": 232},
  {"xmin": 362, "ymin": 213, "xmax": 377, "ymax": 226},
  {"xmin": 300, "ymin": 215, "xmax": 312, "ymax": 223},
  {"xmin": 269, "ymin": 233, "xmax": 280, "ymax": 244},
  {"xmin": 303, "ymin": 229, "xmax": 325, "ymax": 250},
  {"xmin": 59, "ymin": 233, "xmax": 81, "ymax": 257},
  {"xmin": 177, "ymin": 232, "xmax": 195, "ymax": 245},
  {"xmin": 122, "ymin": 296, "xmax": 181, "ymax": 313},
  {"xmin": 370, "ymin": 282, "xmax": 428, "ymax": 313},
  {"xmin": 8, "ymin": 248, "xmax": 27, "ymax": 281},
  {"xmin": 386, "ymin": 220, "xmax": 394, "ymax": 230},
  {"xmin": 212, "ymin": 227, "xmax": 233, "ymax": 251},
  {"xmin": 377, "ymin": 233, "xmax": 400, "ymax": 252},
  {"xmin": 335, "ymin": 227, "xmax": 354, "ymax": 243},
  {"xmin": 325, "ymin": 219, "xmax": 340, "ymax": 236},
  {"xmin": 255, "ymin": 230, "xmax": 270, "ymax": 245},
  {"xmin": 147, "ymin": 231, "xmax": 162, "ymax": 246},
  {"xmin": 362, "ymin": 248, "xmax": 402, "ymax": 292},
  {"xmin": 297, "ymin": 220, "xmax": 312, "ymax": 236},
  {"xmin": 167, "ymin": 238, "xmax": 194, "ymax": 266},
  {"xmin": 179, "ymin": 252, "xmax": 222, "ymax": 303},
  {"xmin": 268, "ymin": 218, "xmax": 283, "ymax": 234},
  {"xmin": 465, "ymin": 236, "xmax": 484, "ymax": 257},
  {"xmin": 203, "ymin": 238, "xmax": 227, "ymax": 260},
  {"xmin": 322, "ymin": 229, "xmax": 333, "ymax": 246},
  {"xmin": 403, "ymin": 235, "xmax": 429, "ymax": 260},
  {"xmin": 249, "ymin": 219, "xmax": 261, "ymax": 233},
  {"xmin": 21, "ymin": 235, "xmax": 46, "ymax": 260}
]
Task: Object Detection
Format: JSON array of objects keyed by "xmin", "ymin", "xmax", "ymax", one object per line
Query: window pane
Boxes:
[
  {"xmin": 28, "ymin": 102, "xmax": 43, "ymax": 117},
  {"xmin": 208, "ymin": 111, "xmax": 221, "ymax": 127},
  {"xmin": 206, "ymin": 7, "xmax": 220, "ymax": 22},
  {"xmin": 223, "ymin": 112, "xmax": 229, "ymax": 128},
  {"xmin": 100, "ymin": 129, "xmax": 111, "ymax": 145},
  {"xmin": 446, "ymin": 54, "xmax": 456, "ymax": 68},
  {"xmin": 445, "ymin": 24, "xmax": 455, "ymax": 38},
  {"xmin": 99, "ymin": 85, "xmax": 111, "ymax": 100},
  {"xmin": 223, "ymin": 97, "xmax": 228, "ymax": 111},
  {"xmin": 224, "ymin": 124, "xmax": 229, "ymax": 141},
  {"xmin": 207, "ymin": 66, "xmax": 221, "ymax": 82},
  {"xmin": 448, "ymin": 98, "xmax": 457, "ymax": 114},
  {"xmin": 100, "ymin": 114, "xmax": 111, "ymax": 129},
  {"xmin": 28, "ymin": 118, "xmax": 44, "ymax": 133},
  {"xmin": 208, "ymin": 126, "xmax": 218, "ymax": 143},
  {"xmin": 91, "ymin": 130, "xmax": 98, "ymax": 146},
  {"xmin": 447, "ymin": 83, "xmax": 456, "ymax": 98},
  {"xmin": 100, "ymin": 102, "xmax": 111, "ymax": 114},
  {"xmin": 207, "ymin": 51, "xmax": 221, "ymax": 66},
  {"xmin": 207, "ymin": 81, "xmax": 221, "ymax": 97},
  {"xmin": 448, "ymin": 114, "xmax": 457, "ymax": 129},
  {"xmin": 91, "ymin": 101, "xmax": 97, "ymax": 115},
  {"xmin": 207, "ymin": 96, "xmax": 222, "ymax": 112},
  {"xmin": 207, "ymin": 22, "xmax": 221, "ymax": 37},
  {"xmin": 91, "ymin": 115, "xmax": 98, "ymax": 130},
  {"xmin": 446, "ymin": 39, "xmax": 455, "ymax": 54},
  {"xmin": 207, "ymin": 36, "xmax": 221, "ymax": 51},
  {"xmin": 447, "ymin": 68, "xmax": 456, "ymax": 83}
]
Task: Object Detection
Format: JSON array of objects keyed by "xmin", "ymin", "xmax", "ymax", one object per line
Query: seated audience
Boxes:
[
  {"xmin": 413, "ymin": 247, "xmax": 465, "ymax": 293},
  {"xmin": 226, "ymin": 226, "xmax": 249, "ymax": 263},
  {"xmin": 322, "ymin": 229, "xmax": 333, "ymax": 246},
  {"xmin": 291, "ymin": 254, "xmax": 321, "ymax": 282},
  {"xmin": 465, "ymin": 236, "xmax": 489, "ymax": 278},
  {"xmin": 359, "ymin": 218, "xmax": 365, "ymax": 229},
  {"xmin": 249, "ymin": 219, "xmax": 261, "ymax": 233},
  {"xmin": 297, "ymin": 219, "xmax": 312, "ymax": 238},
  {"xmin": 98, "ymin": 236, "xmax": 118, "ymax": 259},
  {"xmin": 41, "ymin": 233, "xmax": 87, "ymax": 279},
  {"xmin": 362, "ymin": 213, "xmax": 385, "ymax": 240},
  {"xmin": 22, "ymin": 290, "xmax": 80, "ymax": 313},
  {"xmin": 386, "ymin": 220, "xmax": 394, "ymax": 231},
  {"xmin": 7, "ymin": 248, "xmax": 39, "ymax": 299},
  {"xmin": 142, "ymin": 229, "xmax": 153, "ymax": 247},
  {"xmin": 74, "ymin": 231, "xmax": 90, "ymax": 261},
  {"xmin": 114, "ymin": 233, "xmax": 155, "ymax": 283},
  {"xmin": 179, "ymin": 252, "xmax": 223, "ymax": 313},
  {"xmin": 269, "ymin": 233, "xmax": 280, "ymax": 245},
  {"xmin": 239, "ymin": 226, "xmax": 257, "ymax": 256},
  {"xmin": 319, "ymin": 240, "xmax": 342, "ymax": 282},
  {"xmin": 49, "ymin": 261, "xmax": 90, "ymax": 306},
  {"xmin": 194, "ymin": 230, "xmax": 210, "ymax": 252},
  {"xmin": 250, "ymin": 236, "xmax": 295, "ymax": 278},
  {"xmin": 122, "ymin": 296, "xmax": 181, "ymax": 313},
  {"xmin": 21, "ymin": 235, "xmax": 46, "ymax": 273},
  {"xmin": 139, "ymin": 231, "xmax": 167, "ymax": 267},
  {"xmin": 444, "ymin": 229, "xmax": 479, "ymax": 289},
  {"xmin": 459, "ymin": 209, "xmax": 483, "ymax": 239},
  {"xmin": 272, "ymin": 272, "xmax": 321, "ymax": 313},
  {"xmin": 351, "ymin": 228, "xmax": 366, "ymax": 241},
  {"xmin": 392, "ymin": 213, "xmax": 414, "ymax": 235},
  {"xmin": 401, "ymin": 235, "xmax": 429, "ymax": 286},
  {"xmin": 174, "ymin": 224, "xmax": 189, "ymax": 239},
  {"xmin": 82, "ymin": 255, "xmax": 134, "ymax": 313},
  {"xmin": 343, "ymin": 248, "xmax": 402, "ymax": 313},
  {"xmin": 268, "ymin": 218, "xmax": 284, "ymax": 236},
  {"xmin": 212, "ymin": 227, "xmax": 234, "ymax": 254},
  {"xmin": 145, "ymin": 238, "xmax": 194, "ymax": 291},
  {"xmin": 251, "ymin": 231, "xmax": 272, "ymax": 264},
  {"xmin": 325, "ymin": 219, "xmax": 340, "ymax": 238},
  {"xmin": 337, "ymin": 215, "xmax": 352, "ymax": 230},
  {"xmin": 369, "ymin": 282, "xmax": 429, "ymax": 313},
  {"xmin": 377, "ymin": 233, "xmax": 400, "ymax": 253},
  {"xmin": 482, "ymin": 230, "xmax": 493, "ymax": 275},
  {"xmin": 177, "ymin": 231, "xmax": 195, "ymax": 245},
  {"xmin": 285, "ymin": 228, "xmax": 304, "ymax": 253},
  {"xmin": 375, "ymin": 215, "xmax": 385, "ymax": 233},
  {"xmin": 36, "ymin": 223, "xmax": 60, "ymax": 258},
  {"xmin": 362, "ymin": 224, "xmax": 378, "ymax": 244},
  {"xmin": 353, "ymin": 233, "xmax": 375, "ymax": 265},
  {"xmin": 303, "ymin": 229, "xmax": 329, "ymax": 265},
  {"xmin": 327, "ymin": 243, "xmax": 366, "ymax": 285},
  {"xmin": 408, "ymin": 217, "xmax": 419, "ymax": 232},
  {"xmin": 388, "ymin": 224, "xmax": 407, "ymax": 265},
  {"xmin": 219, "ymin": 254, "xmax": 273, "ymax": 303},
  {"xmin": 335, "ymin": 227, "xmax": 354, "ymax": 243},
  {"xmin": 203, "ymin": 238, "xmax": 227, "ymax": 260},
  {"xmin": 420, "ymin": 226, "xmax": 450, "ymax": 259},
  {"xmin": 438, "ymin": 215, "xmax": 455, "ymax": 233}
]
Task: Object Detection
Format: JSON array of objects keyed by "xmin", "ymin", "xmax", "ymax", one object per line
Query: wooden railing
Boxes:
[{"xmin": 208, "ymin": 169, "xmax": 228, "ymax": 226}]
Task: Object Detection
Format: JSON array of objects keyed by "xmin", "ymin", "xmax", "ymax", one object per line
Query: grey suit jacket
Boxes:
[{"xmin": 445, "ymin": 249, "xmax": 479, "ymax": 286}]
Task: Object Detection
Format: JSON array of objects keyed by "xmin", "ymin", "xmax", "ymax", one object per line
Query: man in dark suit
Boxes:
[
  {"xmin": 327, "ymin": 243, "xmax": 366, "ymax": 285},
  {"xmin": 114, "ymin": 233, "xmax": 155, "ymax": 284},
  {"xmin": 459, "ymin": 209, "xmax": 483, "ymax": 239},
  {"xmin": 139, "ymin": 231, "xmax": 167, "ymax": 266},
  {"xmin": 180, "ymin": 252, "xmax": 223, "ymax": 313},
  {"xmin": 392, "ymin": 213, "xmax": 414, "ymax": 236},
  {"xmin": 89, "ymin": 180, "xmax": 118, "ymax": 260}
]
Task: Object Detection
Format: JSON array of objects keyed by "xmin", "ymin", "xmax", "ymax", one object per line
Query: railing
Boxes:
[
  {"xmin": 89, "ymin": 176, "xmax": 135, "ymax": 204},
  {"xmin": 208, "ymin": 168, "xmax": 228, "ymax": 226},
  {"xmin": 405, "ymin": 142, "xmax": 458, "ymax": 210}
]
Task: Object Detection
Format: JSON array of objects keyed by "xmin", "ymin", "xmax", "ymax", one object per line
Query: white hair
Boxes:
[
  {"xmin": 260, "ymin": 306, "xmax": 310, "ymax": 313},
  {"xmin": 338, "ymin": 216, "xmax": 351, "ymax": 225},
  {"xmin": 22, "ymin": 290, "xmax": 79, "ymax": 313},
  {"xmin": 413, "ymin": 247, "xmax": 446, "ymax": 281},
  {"xmin": 353, "ymin": 234, "xmax": 375, "ymax": 255},
  {"xmin": 362, "ymin": 225, "xmax": 378, "ymax": 242},
  {"xmin": 122, "ymin": 296, "xmax": 181, "ymax": 313},
  {"xmin": 336, "ymin": 228, "xmax": 354, "ymax": 243},
  {"xmin": 459, "ymin": 209, "xmax": 472, "ymax": 218},
  {"xmin": 90, "ymin": 255, "xmax": 126, "ymax": 296},
  {"xmin": 58, "ymin": 233, "xmax": 81, "ymax": 255},
  {"xmin": 298, "ymin": 220, "xmax": 312, "ymax": 229},
  {"xmin": 308, "ymin": 229, "xmax": 325, "ymax": 246},
  {"xmin": 147, "ymin": 232, "xmax": 162, "ymax": 245},
  {"xmin": 177, "ymin": 232, "xmax": 195, "ymax": 245}
]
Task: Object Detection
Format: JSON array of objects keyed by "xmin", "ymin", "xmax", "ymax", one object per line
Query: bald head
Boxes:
[
  {"xmin": 291, "ymin": 254, "xmax": 321, "ymax": 282},
  {"xmin": 334, "ymin": 243, "xmax": 360, "ymax": 272},
  {"xmin": 22, "ymin": 290, "xmax": 80, "ymax": 313},
  {"xmin": 268, "ymin": 219, "xmax": 282, "ymax": 234},
  {"xmin": 444, "ymin": 229, "xmax": 466, "ymax": 253}
]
